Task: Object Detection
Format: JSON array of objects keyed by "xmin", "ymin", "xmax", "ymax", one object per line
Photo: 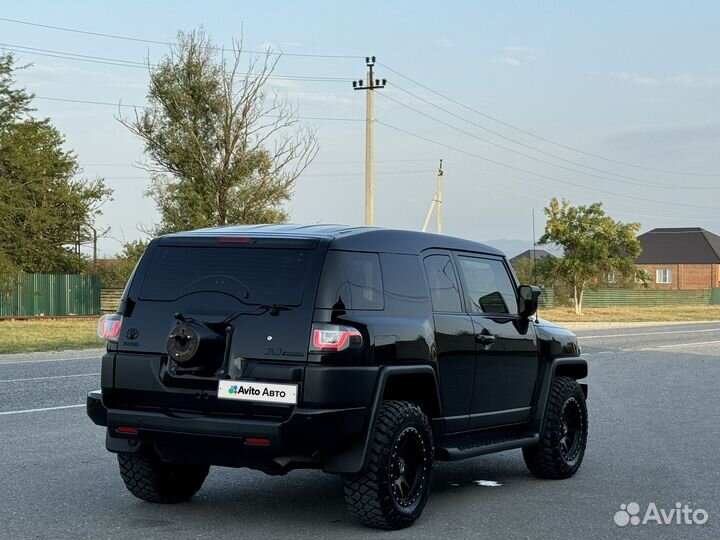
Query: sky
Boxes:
[{"xmin": 2, "ymin": 0, "xmax": 719, "ymax": 258}]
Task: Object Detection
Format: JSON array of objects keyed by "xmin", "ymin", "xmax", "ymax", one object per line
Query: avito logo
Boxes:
[{"xmin": 614, "ymin": 502, "xmax": 709, "ymax": 527}]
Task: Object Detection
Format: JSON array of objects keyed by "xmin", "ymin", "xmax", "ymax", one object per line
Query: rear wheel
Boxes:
[
  {"xmin": 343, "ymin": 400, "xmax": 434, "ymax": 530},
  {"xmin": 523, "ymin": 376, "xmax": 588, "ymax": 479},
  {"xmin": 118, "ymin": 450, "xmax": 209, "ymax": 503}
]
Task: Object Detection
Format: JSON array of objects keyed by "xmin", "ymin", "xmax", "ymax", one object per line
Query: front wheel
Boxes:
[
  {"xmin": 523, "ymin": 376, "xmax": 588, "ymax": 479},
  {"xmin": 343, "ymin": 400, "xmax": 434, "ymax": 530},
  {"xmin": 118, "ymin": 450, "xmax": 209, "ymax": 503}
]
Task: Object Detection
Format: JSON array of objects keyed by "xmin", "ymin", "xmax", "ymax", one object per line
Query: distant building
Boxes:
[
  {"xmin": 510, "ymin": 249, "xmax": 556, "ymax": 265},
  {"xmin": 636, "ymin": 228, "xmax": 720, "ymax": 289}
]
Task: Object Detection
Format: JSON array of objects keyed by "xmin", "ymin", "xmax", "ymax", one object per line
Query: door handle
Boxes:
[{"xmin": 476, "ymin": 334, "xmax": 496, "ymax": 345}]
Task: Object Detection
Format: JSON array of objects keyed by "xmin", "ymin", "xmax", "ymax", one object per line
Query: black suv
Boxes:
[{"xmin": 88, "ymin": 225, "xmax": 588, "ymax": 529}]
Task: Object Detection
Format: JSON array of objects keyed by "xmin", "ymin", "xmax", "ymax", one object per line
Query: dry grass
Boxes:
[
  {"xmin": 1, "ymin": 306, "xmax": 719, "ymax": 354},
  {"xmin": 539, "ymin": 305, "xmax": 720, "ymax": 323},
  {"xmin": 0, "ymin": 318, "xmax": 100, "ymax": 354}
]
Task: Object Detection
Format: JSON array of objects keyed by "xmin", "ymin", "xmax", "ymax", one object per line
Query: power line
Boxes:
[
  {"xmin": 376, "ymin": 120, "xmax": 720, "ymax": 212},
  {"xmin": 378, "ymin": 61, "xmax": 720, "ymax": 177},
  {"xmin": 448, "ymin": 160, "xmax": 720, "ymax": 223},
  {"xmin": 0, "ymin": 44, "xmax": 354, "ymax": 82},
  {"xmin": 96, "ymin": 170, "xmax": 432, "ymax": 181},
  {"xmin": 35, "ymin": 96, "xmax": 145, "ymax": 109},
  {"xmin": 385, "ymin": 85, "xmax": 717, "ymax": 190},
  {"xmin": 33, "ymin": 95, "xmax": 364, "ymax": 121},
  {"xmin": 81, "ymin": 158, "xmax": 439, "ymax": 167},
  {"xmin": 0, "ymin": 17, "xmax": 363, "ymax": 59},
  {"xmin": 377, "ymin": 91, "xmax": 718, "ymax": 191},
  {"xmin": 1, "ymin": 43, "xmax": 146, "ymax": 67}
]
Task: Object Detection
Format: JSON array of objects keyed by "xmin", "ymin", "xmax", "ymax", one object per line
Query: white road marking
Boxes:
[
  {"xmin": 637, "ymin": 340, "xmax": 720, "ymax": 351},
  {"xmin": 578, "ymin": 328, "xmax": 720, "ymax": 340},
  {"xmin": 0, "ymin": 356, "xmax": 101, "ymax": 366},
  {"xmin": 0, "ymin": 404, "xmax": 84, "ymax": 416},
  {"xmin": 0, "ymin": 373, "xmax": 99, "ymax": 383},
  {"xmin": 474, "ymin": 480, "xmax": 502, "ymax": 487}
]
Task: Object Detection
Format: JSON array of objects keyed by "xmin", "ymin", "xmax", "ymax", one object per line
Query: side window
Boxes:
[
  {"xmin": 316, "ymin": 251, "xmax": 384, "ymax": 310},
  {"xmin": 379, "ymin": 254, "xmax": 430, "ymax": 314},
  {"xmin": 457, "ymin": 256, "xmax": 519, "ymax": 315},
  {"xmin": 656, "ymin": 268, "xmax": 672, "ymax": 284},
  {"xmin": 423, "ymin": 255, "xmax": 462, "ymax": 313}
]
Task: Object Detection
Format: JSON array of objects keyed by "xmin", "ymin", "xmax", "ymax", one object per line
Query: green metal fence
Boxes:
[
  {"xmin": 0, "ymin": 274, "xmax": 100, "ymax": 317},
  {"xmin": 711, "ymin": 288, "xmax": 720, "ymax": 305},
  {"xmin": 582, "ymin": 288, "xmax": 711, "ymax": 308},
  {"xmin": 538, "ymin": 288, "xmax": 555, "ymax": 308}
]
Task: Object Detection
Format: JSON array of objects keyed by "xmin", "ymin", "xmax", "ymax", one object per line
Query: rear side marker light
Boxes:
[
  {"xmin": 310, "ymin": 324, "xmax": 362, "ymax": 352},
  {"xmin": 244, "ymin": 437, "xmax": 271, "ymax": 447},
  {"xmin": 115, "ymin": 426, "xmax": 138, "ymax": 435},
  {"xmin": 97, "ymin": 314, "xmax": 123, "ymax": 342}
]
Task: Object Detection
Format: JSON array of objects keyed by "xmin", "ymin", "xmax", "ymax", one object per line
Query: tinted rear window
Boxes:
[
  {"xmin": 139, "ymin": 246, "xmax": 315, "ymax": 305},
  {"xmin": 316, "ymin": 251, "xmax": 384, "ymax": 310}
]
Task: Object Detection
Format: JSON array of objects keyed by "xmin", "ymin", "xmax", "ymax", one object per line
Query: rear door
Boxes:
[
  {"xmin": 110, "ymin": 235, "xmax": 324, "ymax": 415},
  {"xmin": 126, "ymin": 236, "xmax": 321, "ymax": 364},
  {"xmin": 422, "ymin": 252, "xmax": 475, "ymax": 433},
  {"xmin": 453, "ymin": 254, "xmax": 539, "ymax": 430}
]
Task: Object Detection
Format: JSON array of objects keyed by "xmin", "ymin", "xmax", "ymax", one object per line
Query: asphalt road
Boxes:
[{"xmin": 1, "ymin": 322, "xmax": 718, "ymax": 539}]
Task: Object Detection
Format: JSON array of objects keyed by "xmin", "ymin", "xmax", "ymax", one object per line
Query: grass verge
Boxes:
[
  {"xmin": 0, "ymin": 318, "xmax": 100, "ymax": 354},
  {"xmin": 1, "ymin": 306, "xmax": 719, "ymax": 354},
  {"xmin": 538, "ymin": 305, "xmax": 720, "ymax": 323}
]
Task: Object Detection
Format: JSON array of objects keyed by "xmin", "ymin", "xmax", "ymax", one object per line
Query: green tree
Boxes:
[
  {"xmin": 511, "ymin": 256, "xmax": 556, "ymax": 286},
  {"xmin": 0, "ymin": 53, "xmax": 112, "ymax": 274},
  {"xmin": 120, "ymin": 30, "xmax": 318, "ymax": 234},
  {"xmin": 539, "ymin": 198, "xmax": 642, "ymax": 315},
  {"xmin": 93, "ymin": 240, "xmax": 148, "ymax": 289}
]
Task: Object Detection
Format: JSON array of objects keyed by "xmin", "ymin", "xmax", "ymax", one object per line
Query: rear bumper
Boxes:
[
  {"xmin": 87, "ymin": 390, "xmax": 107, "ymax": 426},
  {"xmin": 86, "ymin": 390, "xmax": 366, "ymax": 472}
]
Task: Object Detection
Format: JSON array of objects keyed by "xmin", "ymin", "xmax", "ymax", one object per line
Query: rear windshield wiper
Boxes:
[{"xmin": 177, "ymin": 275, "xmax": 252, "ymax": 302}]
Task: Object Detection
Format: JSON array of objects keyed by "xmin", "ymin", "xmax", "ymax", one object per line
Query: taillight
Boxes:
[
  {"xmin": 97, "ymin": 314, "xmax": 122, "ymax": 342},
  {"xmin": 310, "ymin": 323, "xmax": 362, "ymax": 352}
]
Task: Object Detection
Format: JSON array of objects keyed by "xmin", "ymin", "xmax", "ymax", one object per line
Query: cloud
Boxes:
[
  {"xmin": 492, "ymin": 46, "xmax": 538, "ymax": 66},
  {"xmin": 605, "ymin": 122, "xmax": 720, "ymax": 147},
  {"xmin": 266, "ymin": 78, "xmax": 356, "ymax": 108},
  {"xmin": 258, "ymin": 41, "xmax": 303, "ymax": 52},
  {"xmin": 611, "ymin": 72, "xmax": 661, "ymax": 86},
  {"xmin": 610, "ymin": 71, "xmax": 720, "ymax": 89},
  {"xmin": 601, "ymin": 122, "xmax": 720, "ymax": 174},
  {"xmin": 666, "ymin": 73, "xmax": 720, "ymax": 89},
  {"xmin": 15, "ymin": 62, "xmax": 147, "ymax": 90},
  {"xmin": 434, "ymin": 38, "xmax": 454, "ymax": 48}
]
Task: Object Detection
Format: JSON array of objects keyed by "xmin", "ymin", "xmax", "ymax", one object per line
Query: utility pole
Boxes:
[
  {"xmin": 91, "ymin": 226, "xmax": 98, "ymax": 265},
  {"xmin": 422, "ymin": 160, "xmax": 445, "ymax": 233},
  {"xmin": 436, "ymin": 159, "xmax": 443, "ymax": 233},
  {"xmin": 532, "ymin": 208, "xmax": 537, "ymax": 283},
  {"xmin": 353, "ymin": 56, "xmax": 385, "ymax": 226}
]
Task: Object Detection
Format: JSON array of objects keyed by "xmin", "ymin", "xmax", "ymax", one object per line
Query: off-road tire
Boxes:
[
  {"xmin": 118, "ymin": 451, "xmax": 209, "ymax": 503},
  {"xmin": 523, "ymin": 376, "xmax": 587, "ymax": 479},
  {"xmin": 343, "ymin": 400, "xmax": 434, "ymax": 530}
]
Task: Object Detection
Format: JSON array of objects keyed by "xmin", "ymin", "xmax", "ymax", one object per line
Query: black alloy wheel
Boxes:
[
  {"xmin": 390, "ymin": 426, "xmax": 428, "ymax": 508},
  {"xmin": 558, "ymin": 396, "xmax": 583, "ymax": 462}
]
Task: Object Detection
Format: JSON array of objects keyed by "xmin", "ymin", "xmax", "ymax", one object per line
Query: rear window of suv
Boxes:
[{"xmin": 139, "ymin": 246, "xmax": 315, "ymax": 305}]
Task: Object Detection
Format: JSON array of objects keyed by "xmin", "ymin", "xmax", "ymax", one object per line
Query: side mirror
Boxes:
[{"xmin": 518, "ymin": 285, "xmax": 542, "ymax": 319}]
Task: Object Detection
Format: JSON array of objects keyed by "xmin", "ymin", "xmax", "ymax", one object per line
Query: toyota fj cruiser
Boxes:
[{"xmin": 88, "ymin": 224, "xmax": 588, "ymax": 529}]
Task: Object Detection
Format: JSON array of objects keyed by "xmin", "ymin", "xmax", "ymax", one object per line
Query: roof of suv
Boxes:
[{"xmin": 164, "ymin": 224, "xmax": 504, "ymax": 256}]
